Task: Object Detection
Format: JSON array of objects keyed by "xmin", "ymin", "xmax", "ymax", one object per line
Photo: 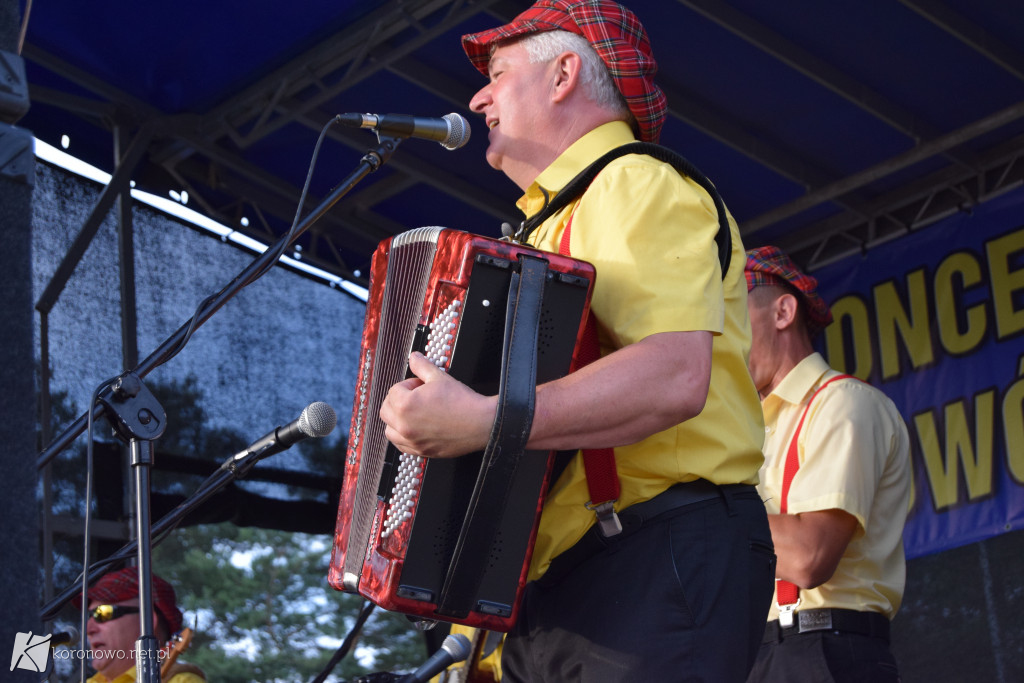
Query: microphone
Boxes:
[
  {"xmin": 338, "ymin": 112, "xmax": 471, "ymax": 150},
  {"xmin": 400, "ymin": 633, "xmax": 471, "ymax": 682},
  {"xmin": 223, "ymin": 402, "xmax": 337, "ymax": 470},
  {"xmin": 50, "ymin": 628, "xmax": 79, "ymax": 648}
]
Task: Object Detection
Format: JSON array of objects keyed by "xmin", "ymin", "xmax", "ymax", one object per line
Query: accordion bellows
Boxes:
[{"xmin": 328, "ymin": 227, "xmax": 595, "ymax": 630}]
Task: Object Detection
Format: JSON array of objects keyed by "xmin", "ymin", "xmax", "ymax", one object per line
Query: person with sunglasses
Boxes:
[{"xmin": 76, "ymin": 567, "xmax": 205, "ymax": 682}]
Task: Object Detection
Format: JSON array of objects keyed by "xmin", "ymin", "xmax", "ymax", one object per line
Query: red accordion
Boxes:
[{"xmin": 328, "ymin": 227, "xmax": 595, "ymax": 631}]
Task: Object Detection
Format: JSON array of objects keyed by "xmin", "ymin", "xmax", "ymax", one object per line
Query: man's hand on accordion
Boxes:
[{"xmin": 380, "ymin": 351, "xmax": 498, "ymax": 458}]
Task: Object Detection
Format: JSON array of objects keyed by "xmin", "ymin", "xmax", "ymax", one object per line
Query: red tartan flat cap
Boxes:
[
  {"xmin": 462, "ymin": 0, "xmax": 667, "ymax": 143},
  {"xmin": 745, "ymin": 246, "xmax": 833, "ymax": 333},
  {"xmin": 73, "ymin": 567, "xmax": 184, "ymax": 634}
]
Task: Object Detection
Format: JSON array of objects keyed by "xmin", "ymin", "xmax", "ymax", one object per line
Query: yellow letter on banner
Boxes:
[
  {"xmin": 935, "ymin": 252, "xmax": 987, "ymax": 356},
  {"xmin": 914, "ymin": 391, "xmax": 995, "ymax": 510},
  {"xmin": 987, "ymin": 228, "xmax": 1024, "ymax": 340},
  {"xmin": 1005, "ymin": 372, "xmax": 1024, "ymax": 484},
  {"xmin": 875, "ymin": 269, "xmax": 934, "ymax": 381},
  {"xmin": 824, "ymin": 296, "xmax": 873, "ymax": 379}
]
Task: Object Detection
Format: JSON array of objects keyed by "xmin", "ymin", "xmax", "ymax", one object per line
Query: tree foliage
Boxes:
[
  {"xmin": 152, "ymin": 522, "xmax": 427, "ymax": 682},
  {"xmin": 44, "ymin": 374, "xmax": 430, "ymax": 682},
  {"xmin": 146, "ymin": 376, "xmax": 429, "ymax": 681}
]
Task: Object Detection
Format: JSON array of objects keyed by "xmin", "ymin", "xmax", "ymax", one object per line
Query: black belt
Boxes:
[
  {"xmin": 537, "ymin": 479, "xmax": 758, "ymax": 588},
  {"xmin": 763, "ymin": 609, "xmax": 890, "ymax": 643}
]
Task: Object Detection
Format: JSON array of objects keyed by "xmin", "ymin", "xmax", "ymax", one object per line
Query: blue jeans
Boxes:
[{"xmin": 501, "ymin": 485, "xmax": 776, "ymax": 682}]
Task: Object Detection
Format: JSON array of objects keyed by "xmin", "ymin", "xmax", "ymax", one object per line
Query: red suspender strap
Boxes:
[
  {"xmin": 776, "ymin": 373, "xmax": 855, "ymax": 614},
  {"xmin": 560, "ymin": 215, "xmax": 622, "ymax": 536},
  {"xmin": 541, "ymin": 145, "xmax": 732, "ymax": 538}
]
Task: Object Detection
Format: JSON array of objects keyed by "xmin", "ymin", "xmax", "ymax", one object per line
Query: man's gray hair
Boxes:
[{"xmin": 518, "ymin": 30, "xmax": 633, "ymax": 123}]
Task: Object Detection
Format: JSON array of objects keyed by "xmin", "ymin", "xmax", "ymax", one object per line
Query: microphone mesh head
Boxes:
[
  {"xmin": 441, "ymin": 113, "xmax": 471, "ymax": 150},
  {"xmin": 298, "ymin": 401, "xmax": 338, "ymax": 438},
  {"xmin": 441, "ymin": 633, "xmax": 471, "ymax": 662}
]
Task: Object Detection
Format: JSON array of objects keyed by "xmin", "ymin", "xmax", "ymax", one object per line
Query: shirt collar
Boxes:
[
  {"xmin": 516, "ymin": 120, "xmax": 637, "ymax": 219},
  {"xmin": 770, "ymin": 352, "xmax": 832, "ymax": 406}
]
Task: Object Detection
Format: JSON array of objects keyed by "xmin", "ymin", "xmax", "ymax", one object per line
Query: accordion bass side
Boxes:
[{"xmin": 328, "ymin": 227, "xmax": 595, "ymax": 631}]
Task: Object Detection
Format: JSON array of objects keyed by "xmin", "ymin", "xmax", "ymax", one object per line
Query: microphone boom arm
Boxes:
[
  {"xmin": 39, "ymin": 401, "xmax": 335, "ymax": 622},
  {"xmin": 36, "ymin": 135, "xmax": 404, "ymax": 470}
]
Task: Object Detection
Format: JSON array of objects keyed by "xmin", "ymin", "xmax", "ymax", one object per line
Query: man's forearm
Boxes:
[
  {"xmin": 768, "ymin": 509, "xmax": 858, "ymax": 589},
  {"xmin": 380, "ymin": 330, "xmax": 712, "ymax": 459},
  {"xmin": 527, "ymin": 330, "xmax": 712, "ymax": 451}
]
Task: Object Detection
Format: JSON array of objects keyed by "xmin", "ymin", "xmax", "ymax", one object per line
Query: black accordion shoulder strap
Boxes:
[
  {"xmin": 436, "ymin": 254, "xmax": 549, "ymax": 619},
  {"xmin": 518, "ymin": 141, "xmax": 733, "ymax": 277}
]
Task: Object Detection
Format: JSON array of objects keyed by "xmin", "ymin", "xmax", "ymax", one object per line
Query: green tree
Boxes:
[
  {"xmin": 153, "ymin": 523, "xmax": 427, "ymax": 682},
  {"xmin": 143, "ymin": 376, "xmax": 427, "ymax": 681}
]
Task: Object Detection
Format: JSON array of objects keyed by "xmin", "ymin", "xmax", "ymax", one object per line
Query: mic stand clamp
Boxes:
[
  {"xmin": 362, "ymin": 134, "xmax": 402, "ymax": 172},
  {"xmin": 97, "ymin": 372, "xmax": 167, "ymax": 683}
]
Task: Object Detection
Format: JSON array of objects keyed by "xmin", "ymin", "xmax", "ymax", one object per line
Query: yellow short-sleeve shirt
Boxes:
[
  {"xmin": 88, "ymin": 664, "xmax": 205, "ymax": 683},
  {"xmin": 519, "ymin": 121, "xmax": 765, "ymax": 581}
]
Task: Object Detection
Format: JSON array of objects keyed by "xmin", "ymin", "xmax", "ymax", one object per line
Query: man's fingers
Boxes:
[
  {"xmin": 383, "ymin": 423, "xmax": 411, "ymax": 455},
  {"xmin": 378, "ymin": 351, "xmax": 493, "ymax": 458},
  {"xmin": 407, "ymin": 351, "xmax": 446, "ymax": 382}
]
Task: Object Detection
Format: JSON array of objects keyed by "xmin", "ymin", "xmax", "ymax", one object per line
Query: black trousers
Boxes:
[
  {"xmin": 501, "ymin": 485, "xmax": 776, "ymax": 682},
  {"xmin": 747, "ymin": 630, "xmax": 900, "ymax": 683}
]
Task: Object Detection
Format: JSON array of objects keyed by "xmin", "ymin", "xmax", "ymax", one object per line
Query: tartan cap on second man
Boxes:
[
  {"xmin": 462, "ymin": 0, "xmax": 667, "ymax": 144},
  {"xmin": 74, "ymin": 567, "xmax": 184, "ymax": 634},
  {"xmin": 745, "ymin": 245, "xmax": 833, "ymax": 334}
]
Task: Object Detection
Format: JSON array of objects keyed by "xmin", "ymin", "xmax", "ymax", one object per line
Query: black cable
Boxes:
[
  {"xmin": 154, "ymin": 115, "xmax": 343, "ymax": 369},
  {"xmin": 77, "ymin": 375, "xmax": 118, "ymax": 683},
  {"xmin": 64, "ymin": 117, "xmax": 345, "ymax": 681},
  {"xmin": 310, "ymin": 600, "xmax": 377, "ymax": 683}
]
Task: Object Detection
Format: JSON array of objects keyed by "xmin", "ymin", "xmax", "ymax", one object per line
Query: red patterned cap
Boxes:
[
  {"xmin": 73, "ymin": 567, "xmax": 184, "ymax": 634},
  {"xmin": 462, "ymin": 0, "xmax": 666, "ymax": 143},
  {"xmin": 745, "ymin": 246, "xmax": 833, "ymax": 333}
]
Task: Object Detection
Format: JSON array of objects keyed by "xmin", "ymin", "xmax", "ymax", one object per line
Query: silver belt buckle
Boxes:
[{"xmin": 797, "ymin": 609, "xmax": 833, "ymax": 633}]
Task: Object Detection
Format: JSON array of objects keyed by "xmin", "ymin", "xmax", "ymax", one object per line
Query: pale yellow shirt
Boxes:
[
  {"xmin": 521, "ymin": 121, "xmax": 765, "ymax": 581},
  {"xmin": 759, "ymin": 352, "xmax": 911, "ymax": 619}
]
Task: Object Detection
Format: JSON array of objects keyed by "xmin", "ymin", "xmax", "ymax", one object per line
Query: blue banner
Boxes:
[{"xmin": 811, "ymin": 189, "xmax": 1024, "ymax": 559}]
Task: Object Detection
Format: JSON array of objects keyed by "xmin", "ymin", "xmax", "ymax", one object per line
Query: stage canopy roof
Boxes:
[{"xmin": 18, "ymin": 0, "xmax": 1024, "ymax": 289}]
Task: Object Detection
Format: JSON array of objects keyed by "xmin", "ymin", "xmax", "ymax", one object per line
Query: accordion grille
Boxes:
[{"xmin": 342, "ymin": 227, "xmax": 442, "ymax": 581}]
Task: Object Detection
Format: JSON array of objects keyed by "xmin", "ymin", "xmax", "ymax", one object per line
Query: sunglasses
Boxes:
[{"xmin": 89, "ymin": 604, "xmax": 141, "ymax": 623}]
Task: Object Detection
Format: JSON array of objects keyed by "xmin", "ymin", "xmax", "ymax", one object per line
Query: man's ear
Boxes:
[
  {"xmin": 551, "ymin": 51, "xmax": 582, "ymax": 103},
  {"xmin": 774, "ymin": 293, "xmax": 800, "ymax": 331}
]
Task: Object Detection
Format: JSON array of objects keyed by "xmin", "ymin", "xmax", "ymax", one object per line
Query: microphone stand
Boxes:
[
  {"xmin": 40, "ymin": 412, "xmax": 324, "ymax": 622},
  {"xmin": 38, "ymin": 133, "xmax": 405, "ymax": 681},
  {"xmin": 37, "ymin": 134, "xmax": 406, "ymax": 471},
  {"xmin": 95, "ymin": 373, "xmax": 168, "ymax": 683}
]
